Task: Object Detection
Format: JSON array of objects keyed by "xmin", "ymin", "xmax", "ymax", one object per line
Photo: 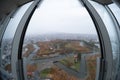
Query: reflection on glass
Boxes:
[
  {"xmin": 22, "ymin": 0, "xmax": 101, "ymax": 80},
  {"xmin": 108, "ymin": 3, "xmax": 120, "ymax": 26},
  {"xmin": 89, "ymin": 1, "xmax": 120, "ymax": 79},
  {"xmin": 108, "ymin": 3, "xmax": 120, "ymax": 80},
  {"xmin": 1, "ymin": 2, "xmax": 33, "ymax": 79}
]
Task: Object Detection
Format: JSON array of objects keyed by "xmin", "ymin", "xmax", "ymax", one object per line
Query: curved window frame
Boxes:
[
  {"xmin": 0, "ymin": 9, "xmax": 16, "ymax": 62},
  {"xmin": 22, "ymin": 0, "xmax": 101, "ymax": 80},
  {"xmin": 17, "ymin": 0, "xmax": 112, "ymax": 80},
  {"xmin": 107, "ymin": 3, "xmax": 120, "ymax": 80},
  {"xmin": 15, "ymin": 0, "xmax": 112, "ymax": 80},
  {"xmin": 11, "ymin": 0, "xmax": 41, "ymax": 80},
  {"xmin": 81, "ymin": 0, "xmax": 114, "ymax": 80},
  {"xmin": 2, "ymin": 0, "xmax": 117, "ymax": 80},
  {"xmin": 108, "ymin": 3, "xmax": 120, "ymax": 27},
  {"xmin": 0, "ymin": 9, "xmax": 16, "ymax": 79},
  {"xmin": 0, "ymin": 1, "xmax": 34, "ymax": 80},
  {"xmin": 87, "ymin": 0, "xmax": 120, "ymax": 80}
]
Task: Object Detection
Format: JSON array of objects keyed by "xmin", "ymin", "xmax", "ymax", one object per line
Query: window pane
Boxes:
[
  {"xmin": 22, "ymin": 0, "xmax": 101, "ymax": 80},
  {"xmin": 1, "ymin": 2, "xmax": 33, "ymax": 79},
  {"xmin": 108, "ymin": 3, "xmax": 120, "ymax": 26},
  {"xmin": 89, "ymin": 1, "xmax": 120, "ymax": 79}
]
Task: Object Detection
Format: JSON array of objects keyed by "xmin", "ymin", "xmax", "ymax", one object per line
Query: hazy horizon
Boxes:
[
  {"xmin": 25, "ymin": 0, "xmax": 97, "ymax": 36},
  {"xmin": 3, "ymin": 0, "xmax": 98, "ymax": 39}
]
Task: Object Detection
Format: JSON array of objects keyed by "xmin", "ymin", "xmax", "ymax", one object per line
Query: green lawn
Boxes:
[
  {"xmin": 40, "ymin": 68, "xmax": 51, "ymax": 78},
  {"xmin": 60, "ymin": 57, "xmax": 80, "ymax": 72}
]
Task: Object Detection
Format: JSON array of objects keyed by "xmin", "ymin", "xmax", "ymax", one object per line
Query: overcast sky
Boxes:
[
  {"xmin": 3, "ymin": 0, "xmax": 98, "ymax": 39},
  {"xmin": 26, "ymin": 0, "xmax": 97, "ymax": 36}
]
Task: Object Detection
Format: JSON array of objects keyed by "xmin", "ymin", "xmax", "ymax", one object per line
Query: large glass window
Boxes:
[
  {"xmin": 108, "ymin": 3, "xmax": 120, "ymax": 80},
  {"xmin": 0, "ymin": 2, "xmax": 33, "ymax": 79},
  {"xmin": 89, "ymin": 1, "xmax": 120, "ymax": 80},
  {"xmin": 108, "ymin": 3, "xmax": 120, "ymax": 26},
  {"xmin": 22, "ymin": 0, "xmax": 101, "ymax": 80}
]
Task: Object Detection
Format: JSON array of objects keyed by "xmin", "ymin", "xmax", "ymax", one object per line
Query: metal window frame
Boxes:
[
  {"xmin": 105, "ymin": 5, "xmax": 120, "ymax": 80},
  {"xmin": 108, "ymin": 4, "xmax": 120, "ymax": 29},
  {"xmin": 9, "ymin": 0, "xmax": 115, "ymax": 80},
  {"xmin": 0, "ymin": 9, "xmax": 16, "ymax": 49},
  {"xmin": 0, "ymin": 9, "xmax": 16, "ymax": 79},
  {"xmin": 93, "ymin": 0, "xmax": 113, "ymax": 5},
  {"xmin": 11, "ymin": 0, "xmax": 42, "ymax": 80},
  {"xmin": 15, "ymin": 0, "xmax": 103, "ymax": 80},
  {"xmin": 80, "ymin": 0, "xmax": 113, "ymax": 80}
]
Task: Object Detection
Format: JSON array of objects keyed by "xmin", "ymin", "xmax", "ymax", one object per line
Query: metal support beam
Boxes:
[
  {"xmin": 12, "ymin": 0, "xmax": 42, "ymax": 80},
  {"xmin": 80, "ymin": 0, "xmax": 113, "ymax": 80},
  {"xmin": 93, "ymin": 0, "xmax": 113, "ymax": 5}
]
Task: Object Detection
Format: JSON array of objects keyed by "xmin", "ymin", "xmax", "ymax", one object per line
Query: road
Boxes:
[
  {"xmin": 23, "ymin": 43, "xmax": 99, "ymax": 79},
  {"xmin": 27, "ymin": 44, "xmax": 40, "ymax": 61},
  {"xmin": 79, "ymin": 54, "xmax": 87, "ymax": 78},
  {"xmin": 54, "ymin": 61, "xmax": 81, "ymax": 78},
  {"xmin": 53, "ymin": 54, "xmax": 88, "ymax": 79},
  {"xmin": 23, "ymin": 44, "xmax": 40, "ymax": 80},
  {"xmin": 31, "ymin": 53, "xmax": 74, "ymax": 64}
]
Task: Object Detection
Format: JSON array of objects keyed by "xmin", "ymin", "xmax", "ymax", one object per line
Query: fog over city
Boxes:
[
  {"xmin": 1, "ymin": 0, "xmax": 101, "ymax": 80},
  {"xmin": 25, "ymin": 0, "xmax": 97, "ymax": 36},
  {"xmin": 2, "ymin": 0, "xmax": 98, "ymax": 40}
]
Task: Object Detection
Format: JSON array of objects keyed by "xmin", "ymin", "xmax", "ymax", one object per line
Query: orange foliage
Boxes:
[
  {"xmin": 49, "ymin": 66, "xmax": 78, "ymax": 80},
  {"xmin": 5, "ymin": 64, "xmax": 11, "ymax": 73},
  {"xmin": 23, "ymin": 44, "xmax": 34, "ymax": 57},
  {"xmin": 86, "ymin": 54, "xmax": 101, "ymax": 80},
  {"xmin": 27, "ymin": 64, "xmax": 37, "ymax": 72},
  {"xmin": 36, "ymin": 40, "xmax": 91, "ymax": 58}
]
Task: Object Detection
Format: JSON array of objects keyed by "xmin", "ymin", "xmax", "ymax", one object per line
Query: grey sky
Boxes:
[
  {"xmin": 3, "ymin": 0, "xmax": 98, "ymax": 40},
  {"xmin": 26, "ymin": 0, "xmax": 97, "ymax": 36}
]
